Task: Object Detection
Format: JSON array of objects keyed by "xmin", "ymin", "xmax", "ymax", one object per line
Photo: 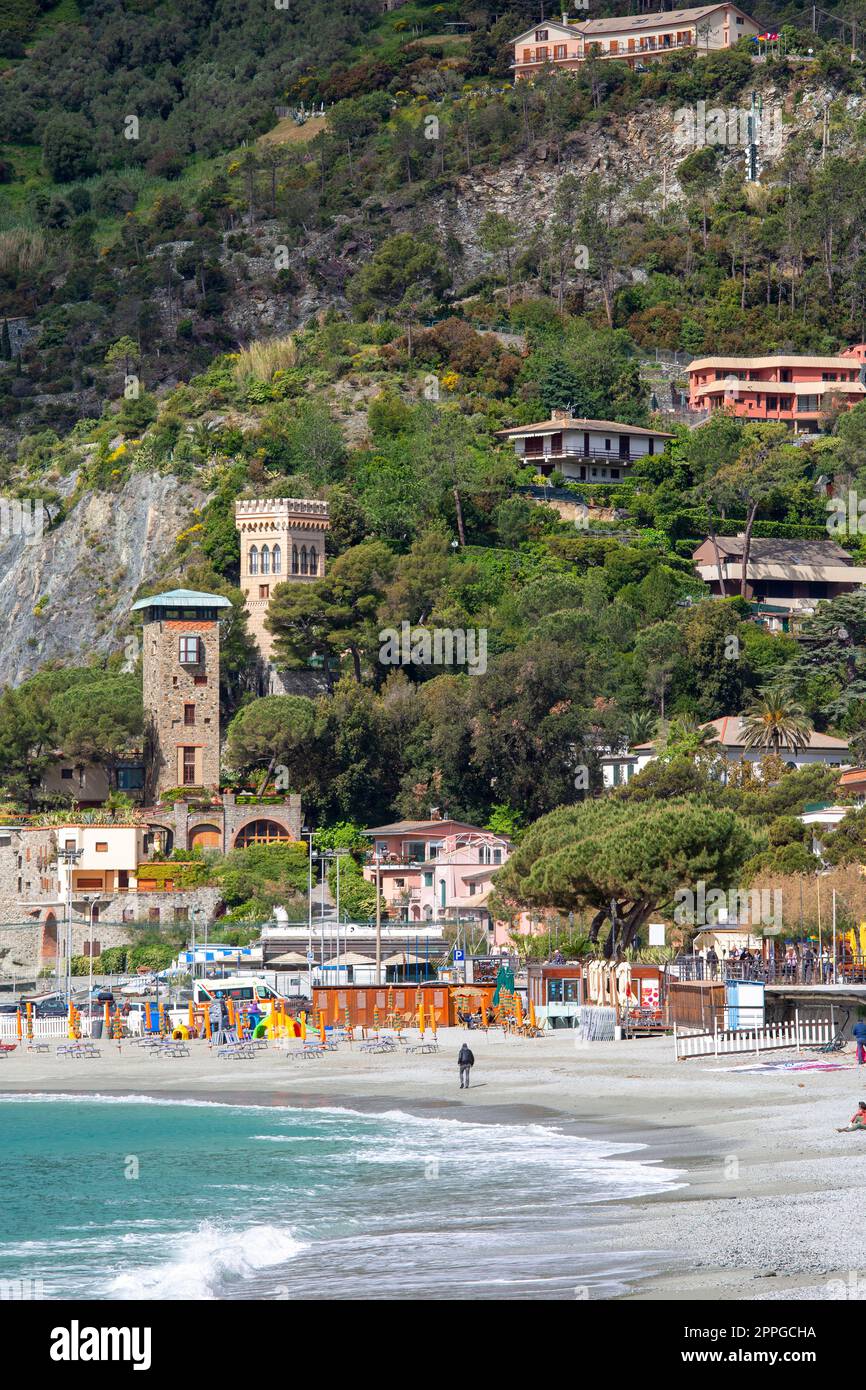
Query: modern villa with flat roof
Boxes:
[
  {"xmin": 688, "ymin": 345, "xmax": 866, "ymax": 428},
  {"xmin": 511, "ymin": 6, "xmax": 760, "ymax": 79},
  {"xmin": 497, "ymin": 411, "xmax": 673, "ymax": 483}
]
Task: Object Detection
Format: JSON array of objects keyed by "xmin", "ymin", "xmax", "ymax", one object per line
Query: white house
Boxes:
[
  {"xmin": 602, "ymin": 716, "xmax": 851, "ymax": 788},
  {"xmin": 511, "ymin": 6, "xmax": 760, "ymax": 79},
  {"xmin": 497, "ymin": 411, "xmax": 673, "ymax": 484}
]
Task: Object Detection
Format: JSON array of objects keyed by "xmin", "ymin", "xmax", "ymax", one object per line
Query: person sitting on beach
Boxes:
[{"xmin": 837, "ymin": 1102, "xmax": 866, "ymax": 1132}]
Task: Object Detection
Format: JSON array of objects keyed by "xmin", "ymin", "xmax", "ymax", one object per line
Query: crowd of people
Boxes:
[{"xmin": 699, "ymin": 943, "xmax": 836, "ymax": 984}]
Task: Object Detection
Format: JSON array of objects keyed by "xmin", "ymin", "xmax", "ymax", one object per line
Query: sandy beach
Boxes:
[{"xmin": 4, "ymin": 1027, "xmax": 866, "ymax": 1300}]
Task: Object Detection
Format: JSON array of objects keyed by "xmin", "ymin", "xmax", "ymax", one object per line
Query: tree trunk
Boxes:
[
  {"xmin": 453, "ymin": 486, "xmax": 466, "ymax": 547},
  {"xmin": 707, "ymin": 513, "xmax": 728, "ymax": 597},
  {"xmin": 740, "ymin": 501, "xmax": 760, "ymax": 598}
]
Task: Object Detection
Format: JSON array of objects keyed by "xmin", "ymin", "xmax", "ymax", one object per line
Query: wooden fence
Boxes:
[{"xmin": 674, "ymin": 1013, "xmax": 833, "ymax": 1061}]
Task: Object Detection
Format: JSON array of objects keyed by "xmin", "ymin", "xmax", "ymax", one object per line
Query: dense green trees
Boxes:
[{"xmin": 495, "ymin": 797, "xmax": 756, "ymax": 956}]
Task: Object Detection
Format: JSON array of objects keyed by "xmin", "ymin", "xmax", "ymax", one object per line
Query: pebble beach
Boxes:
[{"xmin": 3, "ymin": 1027, "xmax": 866, "ymax": 1299}]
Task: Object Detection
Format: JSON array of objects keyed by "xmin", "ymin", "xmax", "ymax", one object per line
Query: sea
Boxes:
[{"xmin": 0, "ymin": 1095, "xmax": 681, "ymax": 1300}]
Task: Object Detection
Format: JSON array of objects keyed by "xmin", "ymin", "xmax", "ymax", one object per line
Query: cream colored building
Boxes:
[
  {"xmin": 511, "ymin": 5, "xmax": 760, "ymax": 78},
  {"xmin": 234, "ymin": 498, "xmax": 330, "ymax": 664}
]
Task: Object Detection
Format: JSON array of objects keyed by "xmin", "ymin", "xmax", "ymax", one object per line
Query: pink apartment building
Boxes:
[
  {"xmin": 511, "ymin": 5, "xmax": 759, "ymax": 79},
  {"xmin": 362, "ymin": 816, "xmax": 511, "ymax": 929},
  {"xmin": 688, "ymin": 346, "xmax": 866, "ymax": 429}
]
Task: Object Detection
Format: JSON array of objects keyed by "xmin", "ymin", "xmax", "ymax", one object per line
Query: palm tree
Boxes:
[
  {"xmin": 624, "ymin": 710, "xmax": 657, "ymax": 747},
  {"xmin": 740, "ymin": 685, "xmax": 813, "ymax": 756}
]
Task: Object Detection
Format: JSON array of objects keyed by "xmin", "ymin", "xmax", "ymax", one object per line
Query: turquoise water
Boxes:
[{"xmin": 0, "ymin": 1096, "xmax": 679, "ymax": 1299}]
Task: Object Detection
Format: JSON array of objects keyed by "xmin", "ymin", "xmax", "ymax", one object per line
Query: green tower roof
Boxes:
[{"xmin": 131, "ymin": 589, "xmax": 233, "ymax": 613}]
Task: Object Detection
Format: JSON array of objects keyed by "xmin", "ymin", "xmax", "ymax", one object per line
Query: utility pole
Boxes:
[
  {"xmin": 375, "ymin": 858, "xmax": 382, "ymax": 988},
  {"xmin": 57, "ymin": 846, "xmax": 83, "ymax": 1004},
  {"xmin": 832, "ymin": 887, "xmax": 837, "ymax": 985}
]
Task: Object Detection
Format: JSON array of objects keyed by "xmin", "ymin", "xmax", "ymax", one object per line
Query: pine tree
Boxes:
[{"xmin": 0, "ymin": 320, "xmax": 11, "ymax": 362}]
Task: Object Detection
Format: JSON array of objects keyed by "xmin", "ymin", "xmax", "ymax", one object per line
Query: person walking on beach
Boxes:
[
  {"xmin": 853, "ymin": 1016, "xmax": 866, "ymax": 1066},
  {"xmin": 458, "ymin": 1041, "xmax": 475, "ymax": 1090}
]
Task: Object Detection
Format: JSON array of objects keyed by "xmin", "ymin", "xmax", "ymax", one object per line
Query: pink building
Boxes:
[
  {"xmin": 511, "ymin": 6, "xmax": 759, "ymax": 80},
  {"xmin": 688, "ymin": 346, "xmax": 866, "ymax": 429},
  {"xmin": 362, "ymin": 817, "xmax": 511, "ymax": 929}
]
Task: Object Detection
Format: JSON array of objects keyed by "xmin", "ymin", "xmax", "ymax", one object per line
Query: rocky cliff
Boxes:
[{"xmin": 0, "ymin": 472, "xmax": 204, "ymax": 687}]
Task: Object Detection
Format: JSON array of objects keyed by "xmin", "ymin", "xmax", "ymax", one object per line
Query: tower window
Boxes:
[
  {"xmin": 179, "ymin": 636, "xmax": 201, "ymax": 665},
  {"xmin": 259, "ymin": 584, "xmax": 269, "ymax": 599},
  {"xmin": 249, "ymin": 545, "xmax": 259, "ymax": 576},
  {"xmin": 300, "ymin": 546, "xmax": 308, "ymax": 575},
  {"xmin": 182, "ymin": 747, "xmax": 197, "ymax": 786},
  {"xmin": 272, "ymin": 544, "xmax": 282, "ymax": 574},
  {"xmin": 309, "ymin": 546, "xmax": 318, "ymax": 576},
  {"xmin": 292, "ymin": 545, "xmax": 299, "ymax": 575},
  {"xmin": 184, "ymin": 704, "xmax": 195, "ymax": 726},
  {"xmin": 261, "ymin": 544, "xmax": 270, "ymax": 575}
]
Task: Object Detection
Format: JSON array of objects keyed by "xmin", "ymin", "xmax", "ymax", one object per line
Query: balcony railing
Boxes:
[
  {"xmin": 674, "ymin": 952, "xmax": 866, "ymax": 987},
  {"xmin": 521, "ymin": 447, "xmax": 635, "ymax": 463}
]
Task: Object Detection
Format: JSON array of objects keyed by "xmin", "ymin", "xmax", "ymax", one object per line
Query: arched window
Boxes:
[
  {"xmin": 234, "ymin": 819, "xmax": 291, "ymax": 848},
  {"xmin": 291, "ymin": 545, "xmax": 299, "ymax": 574},
  {"xmin": 300, "ymin": 546, "xmax": 308, "ymax": 575},
  {"xmin": 272, "ymin": 544, "xmax": 281, "ymax": 574},
  {"xmin": 309, "ymin": 546, "xmax": 318, "ymax": 576},
  {"xmin": 249, "ymin": 545, "xmax": 259, "ymax": 576},
  {"xmin": 261, "ymin": 544, "xmax": 270, "ymax": 575}
]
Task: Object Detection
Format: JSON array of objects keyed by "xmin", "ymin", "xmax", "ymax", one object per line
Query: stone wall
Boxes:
[
  {"xmin": 154, "ymin": 792, "xmax": 302, "ymax": 853},
  {"xmin": 142, "ymin": 616, "xmax": 221, "ymax": 800}
]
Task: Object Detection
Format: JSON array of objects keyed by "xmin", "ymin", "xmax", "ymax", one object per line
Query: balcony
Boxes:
[{"xmin": 521, "ymin": 445, "xmax": 634, "ymax": 462}]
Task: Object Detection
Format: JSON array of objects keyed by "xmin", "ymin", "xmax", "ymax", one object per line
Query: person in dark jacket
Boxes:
[
  {"xmin": 853, "ymin": 1017, "xmax": 866, "ymax": 1065},
  {"xmin": 458, "ymin": 1042, "xmax": 475, "ymax": 1089}
]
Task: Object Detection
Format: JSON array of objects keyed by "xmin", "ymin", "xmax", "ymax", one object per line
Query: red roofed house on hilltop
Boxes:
[
  {"xmin": 602, "ymin": 717, "xmax": 850, "ymax": 789},
  {"xmin": 511, "ymin": 6, "xmax": 760, "ymax": 80},
  {"xmin": 497, "ymin": 410, "xmax": 673, "ymax": 484}
]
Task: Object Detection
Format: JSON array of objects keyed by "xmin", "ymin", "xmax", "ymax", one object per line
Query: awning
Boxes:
[
  {"xmin": 268, "ymin": 951, "xmax": 310, "ymax": 966},
  {"xmin": 323, "ymin": 952, "xmax": 372, "ymax": 967},
  {"xmin": 382, "ymin": 951, "xmax": 426, "ymax": 965}
]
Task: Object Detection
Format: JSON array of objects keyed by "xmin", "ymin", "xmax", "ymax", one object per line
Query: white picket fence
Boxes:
[
  {"xmin": 0, "ymin": 1015, "xmax": 145, "ymax": 1040},
  {"xmin": 674, "ymin": 1013, "xmax": 833, "ymax": 1061}
]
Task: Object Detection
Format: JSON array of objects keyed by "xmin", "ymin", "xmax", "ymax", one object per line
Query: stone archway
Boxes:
[
  {"xmin": 233, "ymin": 818, "xmax": 292, "ymax": 848},
  {"xmin": 39, "ymin": 912, "xmax": 58, "ymax": 965},
  {"xmin": 189, "ymin": 823, "xmax": 222, "ymax": 850}
]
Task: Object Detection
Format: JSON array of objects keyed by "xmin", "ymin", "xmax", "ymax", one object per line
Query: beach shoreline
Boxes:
[{"xmin": 4, "ymin": 1027, "xmax": 866, "ymax": 1300}]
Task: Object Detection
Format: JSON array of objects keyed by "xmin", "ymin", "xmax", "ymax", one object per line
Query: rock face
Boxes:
[{"xmin": 0, "ymin": 472, "xmax": 203, "ymax": 687}]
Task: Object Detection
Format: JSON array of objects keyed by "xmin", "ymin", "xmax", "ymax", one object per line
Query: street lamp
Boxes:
[
  {"xmin": 56, "ymin": 845, "xmax": 84, "ymax": 1005},
  {"xmin": 85, "ymin": 896, "xmax": 100, "ymax": 1009},
  {"xmin": 301, "ymin": 827, "xmax": 315, "ymax": 985}
]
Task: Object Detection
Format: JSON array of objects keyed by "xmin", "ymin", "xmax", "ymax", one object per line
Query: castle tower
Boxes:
[
  {"xmin": 132, "ymin": 589, "xmax": 232, "ymax": 802},
  {"xmin": 234, "ymin": 498, "xmax": 330, "ymax": 664}
]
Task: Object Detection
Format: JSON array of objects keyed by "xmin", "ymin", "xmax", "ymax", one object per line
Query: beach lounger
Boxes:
[
  {"xmin": 217, "ymin": 1044, "xmax": 255, "ymax": 1060},
  {"xmin": 406, "ymin": 1041, "xmax": 440, "ymax": 1054},
  {"xmin": 27, "ymin": 1042, "xmax": 49, "ymax": 1053},
  {"xmin": 160, "ymin": 1044, "xmax": 190, "ymax": 1058}
]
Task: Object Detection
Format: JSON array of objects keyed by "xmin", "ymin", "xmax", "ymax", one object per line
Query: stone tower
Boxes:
[
  {"xmin": 133, "ymin": 589, "xmax": 232, "ymax": 803},
  {"xmin": 234, "ymin": 497, "xmax": 330, "ymax": 664}
]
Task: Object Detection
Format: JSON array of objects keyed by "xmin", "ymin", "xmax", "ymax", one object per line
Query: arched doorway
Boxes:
[
  {"xmin": 189, "ymin": 823, "xmax": 222, "ymax": 851},
  {"xmin": 40, "ymin": 912, "xmax": 57, "ymax": 964},
  {"xmin": 234, "ymin": 819, "xmax": 291, "ymax": 848}
]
